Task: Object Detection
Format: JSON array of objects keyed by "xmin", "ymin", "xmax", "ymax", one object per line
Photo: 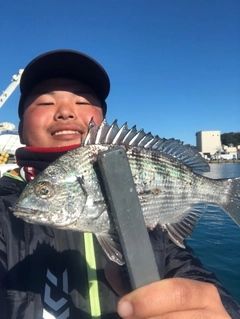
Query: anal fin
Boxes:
[{"xmin": 162, "ymin": 204, "xmax": 207, "ymax": 248}]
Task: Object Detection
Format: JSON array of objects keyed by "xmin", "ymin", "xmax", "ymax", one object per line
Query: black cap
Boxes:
[{"xmin": 18, "ymin": 49, "xmax": 110, "ymax": 119}]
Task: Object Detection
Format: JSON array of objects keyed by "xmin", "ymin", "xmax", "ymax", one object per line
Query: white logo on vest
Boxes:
[{"xmin": 43, "ymin": 268, "xmax": 69, "ymax": 319}]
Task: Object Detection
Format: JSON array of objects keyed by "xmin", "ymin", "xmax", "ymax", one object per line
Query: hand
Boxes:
[{"xmin": 117, "ymin": 278, "xmax": 231, "ymax": 319}]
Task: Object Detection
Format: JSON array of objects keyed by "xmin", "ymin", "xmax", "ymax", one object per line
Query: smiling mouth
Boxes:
[{"xmin": 53, "ymin": 130, "xmax": 81, "ymax": 136}]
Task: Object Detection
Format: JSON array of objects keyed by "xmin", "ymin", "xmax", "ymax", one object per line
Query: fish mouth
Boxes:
[
  {"xmin": 12, "ymin": 207, "xmax": 77, "ymax": 228},
  {"xmin": 12, "ymin": 206, "xmax": 40, "ymax": 215},
  {"xmin": 13, "ymin": 207, "xmax": 54, "ymax": 224}
]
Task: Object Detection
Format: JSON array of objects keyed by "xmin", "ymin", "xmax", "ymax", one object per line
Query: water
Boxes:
[{"xmin": 186, "ymin": 163, "xmax": 240, "ymax": 303}]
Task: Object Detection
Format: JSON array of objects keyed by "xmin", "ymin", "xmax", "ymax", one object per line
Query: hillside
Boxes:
[{"xmin": 221, "ymin": 132, "xmax": 240, "ymax": 147}]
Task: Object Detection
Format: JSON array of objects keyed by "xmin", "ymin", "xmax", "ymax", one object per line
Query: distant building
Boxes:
[
  {"xmin": 222, "ymin": 145, "xmax": 238, "ymax": 160},
  {"xmin": 196, "ymin": 130, "xmax": 239, "ymax": 160},
  {"xmin": 196, "ymin": 131, "xmax": 222, "ymax": 157}
]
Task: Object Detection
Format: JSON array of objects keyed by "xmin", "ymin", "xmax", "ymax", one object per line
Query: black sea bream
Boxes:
[{"xmin": 12, "ymin": 119, "xmax": 240, "ymax": 265}]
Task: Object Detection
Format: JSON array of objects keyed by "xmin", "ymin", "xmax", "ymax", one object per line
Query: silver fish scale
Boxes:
[
  {"xmin": 72, "ymin": 145, "xmax": 115, "ymax": 233},
  {"xmin": 62, "ymin": 144, "xmax": 232, "ymax": 233},
  {"xmin": 123, "ymin": 146, "xmax": 232, "ymax": 227}
]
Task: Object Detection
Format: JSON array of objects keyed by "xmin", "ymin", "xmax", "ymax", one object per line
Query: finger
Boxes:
[
  {"xmin": 137, "ymin": 309, "xmax": 231, "ymax": 319},
  {"xmin": 117, "ymin": 278, "xmax": 226, "ymax": 318},
  {"xmin": 158, "ymin": 309, "xmax": 231, "ymax": 319}
]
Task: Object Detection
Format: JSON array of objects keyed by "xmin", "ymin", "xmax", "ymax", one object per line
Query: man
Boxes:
[{"xmin": 0, "ymin": 49, "xmax": 239, "ymax": 318}]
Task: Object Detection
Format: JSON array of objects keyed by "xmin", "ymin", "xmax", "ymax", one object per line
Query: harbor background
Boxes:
[{"xmin": 187, "ymin": 163, "xmax": 240, "ymax": 303}]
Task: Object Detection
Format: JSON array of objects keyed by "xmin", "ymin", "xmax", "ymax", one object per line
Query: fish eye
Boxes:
[{"xmin": 35, "ymin": 181, "xmax": 53, "ymax": 198}]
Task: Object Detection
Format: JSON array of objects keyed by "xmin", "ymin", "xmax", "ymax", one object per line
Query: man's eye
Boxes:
[
  {"xmin": 76, "ymin": 101, "xmax": 90, "ymax": 105},
  {"xmin": 37, "ymin": 102, "xmax": 54, "ymax": 106}
]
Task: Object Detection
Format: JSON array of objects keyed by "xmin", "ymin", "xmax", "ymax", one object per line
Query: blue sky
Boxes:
[{"xmin": 0, "ymin": 0, "xmax": 239, "ymax": 146}]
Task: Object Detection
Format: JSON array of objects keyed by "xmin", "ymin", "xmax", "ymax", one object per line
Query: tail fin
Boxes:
[{"xmin": 223, "ymin": 177, "xmax": 240, "ymax": 226}]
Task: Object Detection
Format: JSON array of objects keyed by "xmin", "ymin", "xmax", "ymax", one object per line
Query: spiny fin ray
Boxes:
[{"xmin": 83, "ymin": 119, "xmax": 210, "ymax": 172}]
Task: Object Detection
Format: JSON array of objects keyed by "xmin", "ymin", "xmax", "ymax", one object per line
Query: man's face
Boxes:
[{"xmin": 19, "ymin": 78, "xmax": 104, "ymax": 147}]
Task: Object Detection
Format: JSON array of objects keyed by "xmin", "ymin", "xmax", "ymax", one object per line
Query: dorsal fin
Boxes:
[{"xmin": 83, "ymin": 119, "xmax": 210, "ymax": 173}]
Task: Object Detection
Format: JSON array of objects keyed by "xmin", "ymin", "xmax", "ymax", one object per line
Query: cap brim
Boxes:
[{"xmin": 20, "ymin": 49, "xmax": 110, "ymax": 100}]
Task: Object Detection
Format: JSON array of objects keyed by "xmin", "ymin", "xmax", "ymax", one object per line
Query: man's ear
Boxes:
[{"xmin": 18, "ymin": 120, "xmax": 25, "ymax": 144}]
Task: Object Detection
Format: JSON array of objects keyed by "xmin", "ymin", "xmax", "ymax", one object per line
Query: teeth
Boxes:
[{"xmin": 54, "ymin": 130, "xmax": 80, "ymax": 136}]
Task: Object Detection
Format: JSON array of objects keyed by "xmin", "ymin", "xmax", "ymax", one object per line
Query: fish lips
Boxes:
[{"xmin": 11, "ymin": 206, "xmax": 77, "ymax": 228}]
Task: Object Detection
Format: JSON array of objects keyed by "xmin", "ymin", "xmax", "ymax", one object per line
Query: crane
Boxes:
[
  {"xmin": 0, "ymin": 70, "xmax": 24, "ymax": 170},
  {"xmin": 0, "ymin": 69, "xmax": 24, "ymax": 109}
]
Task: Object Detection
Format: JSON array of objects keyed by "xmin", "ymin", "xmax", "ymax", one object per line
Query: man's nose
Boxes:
[{"xmin": 54, "ymin": 103, "xmax": 77, "ymax": 120}]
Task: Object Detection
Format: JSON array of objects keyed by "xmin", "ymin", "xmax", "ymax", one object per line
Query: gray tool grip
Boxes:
[{"xmin": 97, "ymin": 147, "xmax": 160, "ymax": 290}]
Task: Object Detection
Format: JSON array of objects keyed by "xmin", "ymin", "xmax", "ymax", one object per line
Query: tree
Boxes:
[{"xmin": 221, "ymin": 132, "xmax": 240, "ymax": 146}]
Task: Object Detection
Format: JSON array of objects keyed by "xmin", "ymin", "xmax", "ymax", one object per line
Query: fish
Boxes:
[{"xmin": 12, "ymin": 119, "xmax": 240, "ymax": 265}]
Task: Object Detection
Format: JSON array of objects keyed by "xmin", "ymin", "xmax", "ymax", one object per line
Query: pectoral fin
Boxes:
[{"xmin": 95, "ymin": 232, "xmax": 124, "ymax": 265}]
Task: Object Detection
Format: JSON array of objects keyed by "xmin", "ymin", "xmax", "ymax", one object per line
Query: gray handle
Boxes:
[{"xmin": 97, "ymin": 147, "xmax": 160, "ymax": 290}]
